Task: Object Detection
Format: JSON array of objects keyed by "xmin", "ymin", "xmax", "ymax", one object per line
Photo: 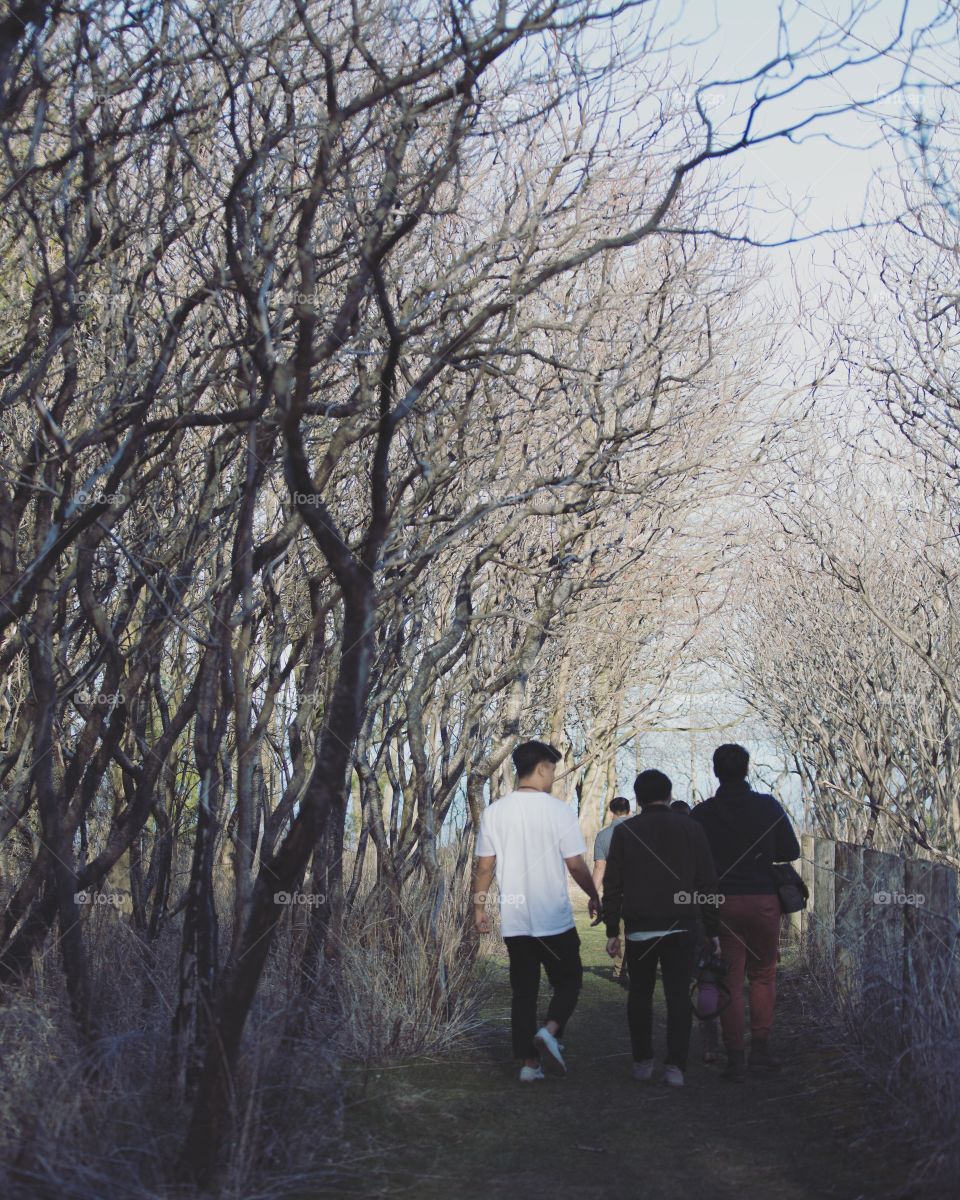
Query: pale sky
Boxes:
[
  {"xmin": 599, "ymin": 1, "xmax": 958, "ymax": 811},
  {"xmin": 667, "ymin": 0, "xmax": 955, "ymax": 245}
]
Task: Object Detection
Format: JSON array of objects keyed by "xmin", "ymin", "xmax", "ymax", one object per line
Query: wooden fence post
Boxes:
[
  {"xmin": 861, "ymin": 847, "xmax": 905, "ymax": 1047},
  {"xmin": 834, "ymin": 841, "xmax": 864, "ymax": 1011},
  {"xmin": 800, "ymin": 834, "xmax": 959, "ymax": 1089},
  {"xmin": 800, "ymin": 833, "xmax": 815, "ymax": 943},
  {"xmin": 811, "ymin": 839, "xmax": 836, "ymax": 970},
  {"xmin": 904, "ymin": 860, "xmax": 959, "ymax": 1013}
]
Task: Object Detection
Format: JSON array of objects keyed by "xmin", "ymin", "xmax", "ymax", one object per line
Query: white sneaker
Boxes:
[
  {"xmin": 663, "ymin": 1064, "xmax": 684, "ymax": 1087},
  {"xmin": 632, "ymin": 1059, "xmax": 655, "ymax": 1081},
  {"xmin": 534, "ymin": 1026, "xmax": 566, "ymax": 1075},
  {"xmin": 519, "ymin": 1064, "xmax": 544, "ymax": 1082}
]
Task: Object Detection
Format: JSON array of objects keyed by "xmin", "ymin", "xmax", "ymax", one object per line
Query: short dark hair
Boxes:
[
  {"xmin": 609, "ymin": 796, "xmax": 630, "ymax": 816},
  {"xmin": 670, "ymin": 799, "xmax": 692, "ymax": 815},
  {"xmin": 633, "ymin": 769, "xmax": 672, "ymax": 806},
  {"xmin": 512, "ymin": 739, "xmax": 561, "ymax": 779},
  {"xmin": 713, "ymin": 743, "xmax": 749, "ymax": 783}
]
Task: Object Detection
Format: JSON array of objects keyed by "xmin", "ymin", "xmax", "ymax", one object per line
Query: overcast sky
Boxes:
[
  {"xmin": 667, "ymin": 0, "xmax": 954, "ymax": 245},
  {"xmin": 597, "ymin": 2, "xmax": 958, "ymax": 810}
]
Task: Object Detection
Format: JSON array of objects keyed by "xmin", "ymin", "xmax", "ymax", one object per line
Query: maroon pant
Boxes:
[{"xmin": 718, "ymin": 894, "xmax": 781, "ymax": 1052}]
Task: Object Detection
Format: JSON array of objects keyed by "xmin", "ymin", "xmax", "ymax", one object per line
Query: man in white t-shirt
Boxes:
[{"xmin": 473, "ymin": 740, "xmax": 602, "ymax": 1082}]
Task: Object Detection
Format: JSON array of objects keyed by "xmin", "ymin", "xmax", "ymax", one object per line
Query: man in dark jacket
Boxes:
[
  {"xmin": 602, "ymin": 769, "xmax": 721, "ymax": 1087},
  {"xmin": 691, "ymin": 744, "xmax": 801, "ymax": 1081}
]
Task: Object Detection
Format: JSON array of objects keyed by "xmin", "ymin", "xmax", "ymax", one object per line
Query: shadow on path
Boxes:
[{"xmin": 317, "ymin": 914, "xmax": 919, "ymax": 1200}]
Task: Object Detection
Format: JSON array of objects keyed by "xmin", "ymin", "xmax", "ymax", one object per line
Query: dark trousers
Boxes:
[
  {"xmin": 504, "ymin": 926, "xmax": 583, "ymax": 1061},
  {"xmin": 624, "ymin": 928, "xmax": 698, "ymax": 1069}
]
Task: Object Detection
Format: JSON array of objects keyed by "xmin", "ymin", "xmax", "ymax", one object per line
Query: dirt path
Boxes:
[{"xmin": 320, "ymin": 914, "xmax": 918, "ymax": 1200}]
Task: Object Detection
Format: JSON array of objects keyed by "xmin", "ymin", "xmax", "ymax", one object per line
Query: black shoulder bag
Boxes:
[{"xmin": 770, "ymin": 862, "xmax": 808, "ymax": 914}]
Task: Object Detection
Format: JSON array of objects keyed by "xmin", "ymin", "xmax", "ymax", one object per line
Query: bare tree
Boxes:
[{"xmin": 0, "ymin": 0, "xmax": 943, "ymax": 1190}]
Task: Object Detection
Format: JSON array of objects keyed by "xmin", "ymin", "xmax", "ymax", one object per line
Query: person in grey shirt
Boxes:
[
  {"xmin": 592, "ymin": 795, "xmax": 631, "ymax": 888},
  {"xmin": 593, "ymin": 796, "xmax": 631, "ymax": 983}
]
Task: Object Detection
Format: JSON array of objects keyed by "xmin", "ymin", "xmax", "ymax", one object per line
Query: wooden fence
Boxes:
[{"xmin": 796, "ymin": 835, "xmax": 960, "ymax": 1021}]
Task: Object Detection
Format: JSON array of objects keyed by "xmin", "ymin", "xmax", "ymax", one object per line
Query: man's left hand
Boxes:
[
  {"xmin": 588, "ymin": 896, "xmax": 602, "ymax": 924},
  {"xmin": 606, "ymin": 936, "xmax": 621, "ymax": 958}
]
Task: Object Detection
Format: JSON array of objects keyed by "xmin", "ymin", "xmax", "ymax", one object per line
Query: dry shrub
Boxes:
[
  {"xmin": 804, "ymin": 896, "xmax": 960, "ymax": 1198},
  {"xmin": 334, "ymin": 869, "xmax": 495, "ymax": 1064},
  {"xmin": 0, "ymin": 897, "xmax": 341, "ymax": 1200},
  {"xmin": 0, "ymin": 862, "xmax": 491, "ymax": 1197}
]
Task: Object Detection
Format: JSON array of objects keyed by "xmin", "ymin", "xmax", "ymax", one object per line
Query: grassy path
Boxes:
[{"xmin": 319, "ymin": 913, "xmax": 917, "ymax": 1200}]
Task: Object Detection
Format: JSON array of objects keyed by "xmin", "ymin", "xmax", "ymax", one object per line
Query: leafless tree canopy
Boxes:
[{"xmin": 0, "ymin": 0, "xmax": 955, "ymax": 1191}]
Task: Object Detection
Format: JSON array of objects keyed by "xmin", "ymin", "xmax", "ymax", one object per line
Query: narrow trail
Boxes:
[{"xmin": 322, "ymin": 912, "xmax": 917, "ymax": 1200}]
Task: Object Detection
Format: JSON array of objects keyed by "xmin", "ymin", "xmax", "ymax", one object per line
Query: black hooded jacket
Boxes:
[{"xmin": 691, "ymin": 780, "xmax": 800, "ymax": 896}]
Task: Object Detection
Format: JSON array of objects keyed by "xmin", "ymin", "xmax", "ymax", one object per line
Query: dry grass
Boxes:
[
  {"xmin": 333, "ymin": 869, "xmax": 496, "ymax": 1063},
  {"xmin": 0, "ymin": 862, "xmax": 494, "ymax": 1197},
  {"xmin": 0, "ymin": 895, "xmax": 340, "ymax": 1199},
  {"xmin": 803, "ymin": 899, "xmax": 960, "ymax": 1197}
]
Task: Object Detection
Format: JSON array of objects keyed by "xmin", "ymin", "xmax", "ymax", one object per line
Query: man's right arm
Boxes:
[
  {"xmin": 565, "ymin": 855, "xmax": 601, "ymax": 920},
  {"xmin": 472, "ymin": 855, "xmax": 496, "ymax": 934},
  {"xmin": 473, "ymin": 812, "xmax": 497, "ymax": 934},
  {"xmin": 693, "ymin": 826, "xmax": 721, "ymax": 942}
]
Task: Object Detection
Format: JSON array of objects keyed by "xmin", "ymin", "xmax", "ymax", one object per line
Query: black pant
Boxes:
[
  {"xmin": 624, "ymin": 928, "xmax": 697, "ymax": 1069},
  {"xmin": 504, "ymin": 926, "xmax": 583, "ymax": 1061}
]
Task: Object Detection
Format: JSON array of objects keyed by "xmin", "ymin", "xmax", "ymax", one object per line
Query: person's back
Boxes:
[
  {"xmin": 692, "ymin": 784, "xmax": 799, "ymax": 894},
  {"xmin": 473, "ymin": 739, "xmax": 601, "ymax": 1082},
  {"xmin": 690, "ymin": 744, "xmax": 800, "ymax": 1081},
  {"xmin": 606, "ymin": 806, "xmax": 719, "ymax": 931},
  {"xmin": 479, "ymin": 788, "xmax": 582, "ymax": 937}
]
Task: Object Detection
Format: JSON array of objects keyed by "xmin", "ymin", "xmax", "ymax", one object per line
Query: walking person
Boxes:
[
  {"xmin": 592, "ymin": 796, "xmax": 631, "ymax": 984},
  {"xmin": 602, "ymin": 769, "xmax": 721, "ymax": 1087},
  {"xmin": 669, "ymin": 795, "xmax": 721, "ymax": 1062},
  {"xmin": 592, "ymin": 795, "xmax": 631, "ymax": 892},
  {"xmin": 691, "ymin": 744, "xmax": 801, "ymax": 1081},
  {"xmin": 473, "ymin": 740, "xmax": 601, "ymax": 1082}
]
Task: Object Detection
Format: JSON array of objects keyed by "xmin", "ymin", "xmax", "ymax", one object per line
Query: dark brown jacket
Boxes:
[{"xmin": 602, "ymin": 805, "xmax": 721, "ymax": 937}]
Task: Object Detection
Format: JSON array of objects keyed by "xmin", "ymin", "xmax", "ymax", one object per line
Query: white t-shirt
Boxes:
[{"xmin": 475, "ymin": 789, "xmax": 587, "ymax": 937}]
